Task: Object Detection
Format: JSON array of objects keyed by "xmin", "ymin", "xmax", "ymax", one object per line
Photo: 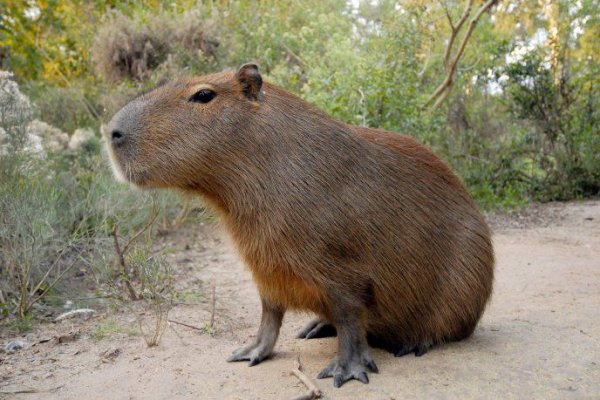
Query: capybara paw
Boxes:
[
  {"xmin": 297, "ymin": 319, "xmax": 337, "ymax": 339},
  {"xmin": 316, "ymin": 356, "xmax": 378, "ymax": 388},
  {"xmin": 226, "ymin": 342, "xmax": 271, "ymax": 366},
  {"xmin": 394, "ymin": 342, "xmax": 432, "ymax": 358}
]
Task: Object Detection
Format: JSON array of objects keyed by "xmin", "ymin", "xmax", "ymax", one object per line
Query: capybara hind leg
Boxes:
[
  {"xmin": 317, "ymin": 304, "xmax": 378, "ymax": 387},
  {"xmin": 297, "ymin": 318, "xmax": 337, "ymax": 339},
  {"xmin": 227, "ymin": 298, "xmax": 284, "ymax": 366}
]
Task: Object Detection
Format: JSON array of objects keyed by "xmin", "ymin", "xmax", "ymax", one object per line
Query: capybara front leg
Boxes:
[
  {"xmin": 317, "ymin": 305, "xmax": 378, "ymax": 387},
  {"xmin": 227, "ymin": 297, "xmax": 284, "ymax": 366}
]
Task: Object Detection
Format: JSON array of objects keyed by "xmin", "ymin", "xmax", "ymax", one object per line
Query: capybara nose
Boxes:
[{"xmin": 111, "ymin": 129, "xmax": 126, "ymax": 146}]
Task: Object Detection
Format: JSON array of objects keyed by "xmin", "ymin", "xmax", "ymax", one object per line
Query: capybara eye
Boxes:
[{"xmin": 189, "ymin": 89, "xmax": 216, "ymax": 104}]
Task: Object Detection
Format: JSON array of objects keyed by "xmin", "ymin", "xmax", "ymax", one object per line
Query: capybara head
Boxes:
[{"xmin": 105, "ymin": 64, "xmax": 263, "ymax": 189}]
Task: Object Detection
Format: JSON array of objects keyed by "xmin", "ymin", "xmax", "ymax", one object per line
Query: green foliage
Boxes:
[
  {"xmin": 501, "ymin": 53, "xmax": 600, "ymax": 200},
  {"xmin": 23, "ymin": 79, "xmax": 101, "ymax": 134},
  {"xmin": 3, "ymin": 1, "xmax": 599, "ymax": 200},
  {"xmin": 0, "ymin": 122, "xmax": 84, "ymax": 318}
]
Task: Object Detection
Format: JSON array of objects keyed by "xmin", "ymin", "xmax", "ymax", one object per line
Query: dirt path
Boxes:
[{"xmin": 2, "ymin": 201, "xmax": 599, "ymax": 399}]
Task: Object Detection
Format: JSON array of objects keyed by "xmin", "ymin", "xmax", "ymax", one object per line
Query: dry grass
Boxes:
[
  {"xmin": 91, "ymin": 10, "xmax": 219, "ymax": 83},
  {"xmin": 92, "ymin": 12, "xmax": 168, "ymax": 83}
]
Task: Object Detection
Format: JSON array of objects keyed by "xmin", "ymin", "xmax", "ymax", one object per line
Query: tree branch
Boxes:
[
  {"xmin": 443, "ymin": 0, "xmax": 473, "ymax": 69},
  {"xmin": 423, "ymin": 0, "xmax": 497, "ymax": 110},
  {"xmin": 437, "ymin": 0, "xmax": 456, "ymax": 31}
]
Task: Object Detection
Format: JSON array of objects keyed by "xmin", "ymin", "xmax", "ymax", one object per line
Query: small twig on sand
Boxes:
[
  {"xmin": 290, "ymin": 356, "xmax": 322, "ymax": 400},
  {"xmin": 210, "ymin": 281, "xmax": 216, "ymax": 329},
  {"xmin": 168, "ymin": 321, "xmax": 187, "ymax": 345},
  {"xmin": 54, "ymin": 308, "xmax": 96, "ymax": 322},
  {"xmin": 167, "ymin": 319, "xmax": 204, "ymax": 332},
  {"xmin": 0, "ymin": 385, "xmax": 64, "ymax": 395}
]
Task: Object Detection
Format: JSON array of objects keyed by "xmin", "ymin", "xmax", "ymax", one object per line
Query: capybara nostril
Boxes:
[{"xmin": 111, "ymin": 129, "xmax": 125, "ymax": 146}]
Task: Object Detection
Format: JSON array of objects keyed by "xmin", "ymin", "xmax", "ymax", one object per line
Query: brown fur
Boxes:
[{"xmin": 106, "ymin": 65, "xmax": 494, "ymax": 383}]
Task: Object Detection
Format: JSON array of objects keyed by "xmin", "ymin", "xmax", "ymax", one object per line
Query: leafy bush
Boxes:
[
  {"xmin": 23, "ymin": 80, "xmax": 100, "ymax": 134},
  {"xmin": 502, "ymin": 53, "xmax": 600, "ymax": 200}
]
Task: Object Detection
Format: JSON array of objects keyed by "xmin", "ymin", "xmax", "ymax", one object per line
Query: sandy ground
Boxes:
[{"xmin": 1, "ymin": 201, "xmax": 599, "ymax": 400}]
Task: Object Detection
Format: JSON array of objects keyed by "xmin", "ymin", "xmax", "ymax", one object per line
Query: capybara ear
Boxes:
[{"xmin": 236, "ymin": 63, "xmax": 263, "ymax": 101}]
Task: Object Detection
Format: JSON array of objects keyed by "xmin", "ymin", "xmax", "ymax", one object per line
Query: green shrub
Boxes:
[
  {"xmin": 23, "ymin": 80, "xmax": 100, "ymax": 134},
  {"xmin": 0, "ymin": 127, "xmax": 197, "ymax": 323},
  {"xmin": 502, "ymin": 53, "xmax": 600, "ymax": 200}
]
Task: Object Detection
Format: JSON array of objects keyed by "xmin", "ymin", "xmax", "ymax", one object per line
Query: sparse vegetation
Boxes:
[
  {"xmin": 92, "ymin": 317, "xmax": 136, "ymax": 341},
  {"xmin": 0, "ymin": 78, "xmax": 198, "ymax": 339}
]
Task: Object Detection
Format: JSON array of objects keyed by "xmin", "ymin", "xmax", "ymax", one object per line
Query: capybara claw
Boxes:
[
  {"xmin": 227, "ymin": 343, "xmax": 271, "ymax": 366},
  {"xmin": 394, "ymin": 342, "xmax": 432, "ymax": 358},
  {"xmin": 414, "ymin": 343, "xmax": 430, "ymax": 357},
  {"xmin": 365, "ymin": 360, "xmax": 379, "ymax": 373},
  {"xmin": 317, "ymin": 357, "xmax": 374, "ymax": 387},
  {"xmin": 247, "ymin": 357, "xmax": 260, "ymax": 367},
  {"xmin": 297, "ymin": 318, "xmax": 337, "ymax": 339}
]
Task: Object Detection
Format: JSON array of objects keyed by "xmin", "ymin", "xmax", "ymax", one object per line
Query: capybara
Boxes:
[{"xmin": 106, "ymin": 64, "xmax": 494, "ymax": 387}]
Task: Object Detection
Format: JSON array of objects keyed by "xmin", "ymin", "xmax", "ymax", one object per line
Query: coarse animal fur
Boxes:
[{"xmin": 106, "ymin": 64, "xmax": 494, "ymax": 387}]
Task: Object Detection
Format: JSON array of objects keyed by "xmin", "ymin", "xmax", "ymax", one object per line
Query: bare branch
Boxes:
[
  {"xmin": 455, "ymin": 0, "xmax": 474, "ymax": 33},
  {"xmin": 442, "ymin": 0, "xmax": 473, "ymax": 69},
  {"xmin": 28, "ymin": 245, "xmax": 70, "ymax": 299},
  {"xmin": 431, "ymin": 86, "xmax": 452, "ymax": 110},
  {"xmin": 279, "ymin": 40, "xmax": 306, "ymax": 68},
  {"xmin": 290, "ymin": 357, "xmax": 322, "ymax": 400},
  {"xmin": 168, "ymin": 319, "xmax": 204, "ymax": 331},
  {"xmin": 26, "ymin": 252, "xmax": 82, "ymax": 314},
  {"xmin": 418, "ymin": 46, "xmax": 433, "ymax": 78},
  {"xmin": 437, "ymin": 0, "xmax": 456, "ymax": 30},
  {"xmin": 423, "ymin": 0, "xmax": 498, "ymax": 110},
  {"xmin": 111, "ymin": 224, "xmax": 138, "ymax": 300},
  {"xmin": 122, "ymin": 209, "xmax": 159, "ymax": 255},
  {"xmin": 209, "ymin": 281, "xmax": 216, "ymax": 329}
]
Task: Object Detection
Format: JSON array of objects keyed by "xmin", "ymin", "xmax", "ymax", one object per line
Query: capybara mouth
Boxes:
[{"xmin": 105, "ymin": 142, "xmax": 150, "ymax": 187}]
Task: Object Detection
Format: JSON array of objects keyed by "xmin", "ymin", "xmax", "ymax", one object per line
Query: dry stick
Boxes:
[
  {"xmin": 439, "ymin": 0, "xmax": 473, "ymax": 69},
  {"xmin": 111, "ymin": 224, "xmax": 138, "ymax": 301},
  {"xmin": 168, "ymin": 320, "xmax": 188, "ymax": 345},
  {"xmin": 290, "ymin": 356, "xmax": 322, "ymax": 400},
  {"xmin": 28, "ymin": 245, "xmax": 70, "ymax": 299},
  {"xmin": 27, "ymin": 254, "xmax": 81, "ymax": 313},
  {"xmin": 167, "ymin": 319, "xmax": 204, "ymax": 332},
  {"xmin": 110, "ymin": 210, "xmax": 159, "ymax": 300},
  {"xmin": 209, "ymin": 281, "xmax": 216, "ymax": 329},
  {"xmin": 423, "ymin": 0, "xmax": 498, "ymax": 110},
  {"xmin": 0, "ymin": 385, "xmax": 64, "ymax": 395},
  {"xmin": 122, "ymin": 210, "xmax": 159, "ymax": 256},
  {"xmin": 54, "ymin": 308, "xmax": 95, "ymax": 322}
]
